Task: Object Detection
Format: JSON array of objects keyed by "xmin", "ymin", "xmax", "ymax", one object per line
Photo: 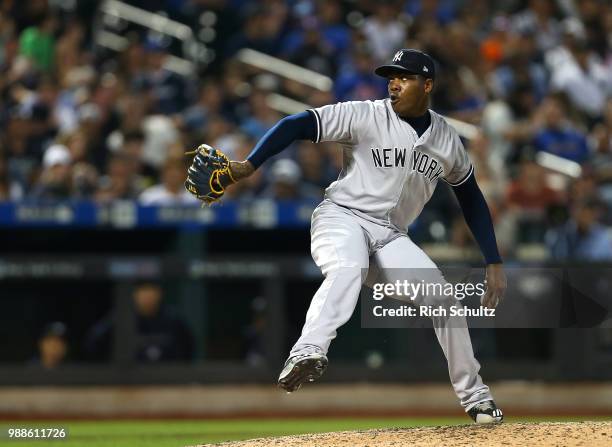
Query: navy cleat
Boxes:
[
  {"xmin": 468, "ymin": 400, "xmax": 504, "ymax": 424},
  {"xmin": 278, "ymin": 348, "xmax": 328, "ymax": 393}
]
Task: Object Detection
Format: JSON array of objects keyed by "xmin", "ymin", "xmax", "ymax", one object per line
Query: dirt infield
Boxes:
[{"xmin": 194, "ymin": 421, "xmax": 612, "ymax": 447}]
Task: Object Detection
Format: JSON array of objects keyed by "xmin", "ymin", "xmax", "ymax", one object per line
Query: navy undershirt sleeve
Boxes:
[
  {"xmin": 451, "ymin": 173, "xmax": 502, "ymax": 265},
  {"xmin": 402, "ymin": 110, "xmax": 431, "ymax": 138},
  {"xmin": 246, "ymin": 111, "xmax": 317, "ymax": 169}
]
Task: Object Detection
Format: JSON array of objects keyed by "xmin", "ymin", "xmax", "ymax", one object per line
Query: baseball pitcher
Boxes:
[{"xmin": 185, "ymin": 49, "xmax": 506, "ymax": 423}]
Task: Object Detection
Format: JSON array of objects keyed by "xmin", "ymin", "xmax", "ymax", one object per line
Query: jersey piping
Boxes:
[
  {"xmin": 443, "ymin": 164, "xmax": 474, "ymax": 187},
  {"xmin": 308, "ymin": 109, "xmax": 322, "ymax": 143}
]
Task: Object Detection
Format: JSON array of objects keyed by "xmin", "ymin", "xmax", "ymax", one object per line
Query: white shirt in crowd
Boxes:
[{"xmin": 139, "ymin": 184, "xmax": 199, "ymax": 205}]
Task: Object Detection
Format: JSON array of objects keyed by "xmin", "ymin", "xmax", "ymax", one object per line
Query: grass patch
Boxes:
[{"xmin": 1, "ymin": 416, "xmax": 608, "ymax": 447}]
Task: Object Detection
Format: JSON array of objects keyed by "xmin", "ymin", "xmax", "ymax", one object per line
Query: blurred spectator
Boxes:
[
  {"xmin": 362, "ymin": 1, "xmax": 406, "ymax": 64},
  {"xmin": 490, "ymin": 29, "xmax": 548, "ymax": 103},
  {"xmin": 334, "ymin": 48, "xmax": 387, "ymax": 101},
  {"xmin": 547, "ymin": 197, "xmax": 612, "ymax": 261},
  {"xmin": 546, "ymin": 19, "xmax": 612, "ymax": 120},
  {"xmin": 0, "ymin": 10, "xmax": 16, "ymax": 68},
  {"xmin": 95, "ymin": 153, "xmax": 141, "ymax": 202},
  {"xmin": 54, "ymin": 20, "xmax": 85, "ymax": 87},
  {"xmin": 442, "ymin": 70, "xmax": 484, "ymax": 122},
  {"xmin": 0, "ymin": 152, "xmax": 23, "ymax": 200},
  {"xmin": 591, "ymin": 99, "xmax": 612, "ymax": 158},
  {"xmin": 240, "ymin": 90, "xmax": 282, "ymax": 141},
  {"xmin": 504, "ymin": 160, "xmax": 561, "ymax": 244},
  {"xmin": 568, "ymin": 174, "xmax": 597, "ymax": 206},
  {"xmin": 481, "ymin": 98, "xmax": 515, "ymax": 168},
  {"xmin": 405, "ymin": 0, "xmax": 457, "ymax": 26},
  {"xmin": 511, "ymin": 0, "xmax": 561, "ymax": 53},
  {"xmin": 116, "ymin": 129, "xmax": 158, "ymax": 189},
  {"xmin": 532, "ymin": 96, "xmax": 590, "ymax": 164},
  {"xmin": 224, "ymin": 3, "xmax": 284, "ymax": 58},
  {"xmin": 132, "ymin": 41, "xmax": 192, "ymax": 116},
  {"xmin": 591, "ymin": 100, "xmax": 612, "ymax": 208},
  {"xmin": 58, "ymin": 130, "xmax": 99, "ymax": 198},
  {"xmin": 218, "ymin": 61, "xmax": 252, "ymax": 121},
  {"xmin": 31, "ymin": 144, "xmax": 73, "ymax": 200},
  {"xmin": 296, "ymin": 141, "xmax": 337, "ymax": 192},
  {"xmin": 131, "ymin": 282, "xmax": 194, "ymax": 362},
  {"xmin": 180, "ymin": 79, "xmax": 227, "ymax": 134},
  {"xmin": 18, "ymin": 13, "xmax": 56, "ymax": 73},
  {"xmin": 480, "ymin": 15, "xmax": 512, "ymax": 68},
  {"xmin": 54, "ymin": 66, "xmax": 96, "ymax": 134},
  {"xmin": 316, "ymin": 0, "xmax": 351, "ymax": 55},
  {"xmin": 285, "ymin": 17, "xmax": 338, "ymax": 77},
  {"xmin": 506, "ymin": 160, "xmax": 560, "ymax": 212},
  {"xmin": 262, "ymin": 158, "xmax": 321, "ymax": 201},
  {"xmin": 5, "ymin": 78, "xmax": 56, "ymax": 158},
  {"xmin": 141, "ymin": 115, "xmax": 181, "ymax": 169},
  {"xmin": 84, "ymin": 282, "xmax": 194, "ymax": 362},
  {"xmin": 139, "ymin": 158, "xmax": 197, "ymax": 205},
  {"xmin": 4, "ymin": 116, "xmax": 38, "ymax": 198},
  {"xmin": 71, "ymin": 162, "xmax": 98, "ymax": 199},
  {"xmin": 60, "ymin": 129, "xmax": 89, "ymax": 165},
  {"xmin": 116, "ymin": 93, "xmax": 147, "ymax": 136},
  {"xmin": 31, "ymin": 322, "xmax": 68, "ymax": 369},
  {"xmin": 0, "ymin": 166, "xmax": 7, "ymax": 200},
  {"xmin": 468, "ymin": 132, "xmax": 506, "ymax": 204}
]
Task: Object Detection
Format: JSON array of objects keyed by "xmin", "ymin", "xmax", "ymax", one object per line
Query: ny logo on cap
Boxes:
[
  {"xmin": 423, "ymin": 66, "xmax": 429, "ymax": 72},
  {"xmin": 392, "ymin": 51, "xmax": 403, "ymax": 63}
]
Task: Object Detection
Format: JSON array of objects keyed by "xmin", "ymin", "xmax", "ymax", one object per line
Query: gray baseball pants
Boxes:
[{"xmin": 290, "ymin": 200, "xmax": 493, "ymax": 410}]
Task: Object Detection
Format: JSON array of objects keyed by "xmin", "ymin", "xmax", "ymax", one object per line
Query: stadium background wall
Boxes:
[{"xmin": 1, "ymin": 203, "xmax": 611, "ymax": 386}]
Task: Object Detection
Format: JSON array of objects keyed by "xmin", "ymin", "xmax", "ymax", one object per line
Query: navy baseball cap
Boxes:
[{"xmin": 375, "ymin": 49, "xmax": 436, "ymax": 80}]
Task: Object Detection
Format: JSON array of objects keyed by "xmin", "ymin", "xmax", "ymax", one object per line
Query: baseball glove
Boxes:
[{"xmin": 184, "ymin": 144, "xmax": 236, "ymax": 205}]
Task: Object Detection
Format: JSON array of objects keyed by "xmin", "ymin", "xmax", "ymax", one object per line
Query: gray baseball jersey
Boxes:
[
  {"xmin": 290, "ymin": 100, "xmax": 492, "ymax": 409},
  {"xmin": 309, "ymin": 99, "xmax": 473, "ymax": 230}
]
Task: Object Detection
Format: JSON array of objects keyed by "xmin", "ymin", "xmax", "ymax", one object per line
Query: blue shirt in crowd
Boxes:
[
  {"xmin": 547, "ymin": 222, "xmax": 612, "ymax": 261},
  {"xmin": 533, "ymin": 127, "xmax": 590, "ymax": 164}
]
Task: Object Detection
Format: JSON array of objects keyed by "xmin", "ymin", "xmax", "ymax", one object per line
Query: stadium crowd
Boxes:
[{"xmin": 0, "ymin": 0, "xmax": 612, "ymax": 259}]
